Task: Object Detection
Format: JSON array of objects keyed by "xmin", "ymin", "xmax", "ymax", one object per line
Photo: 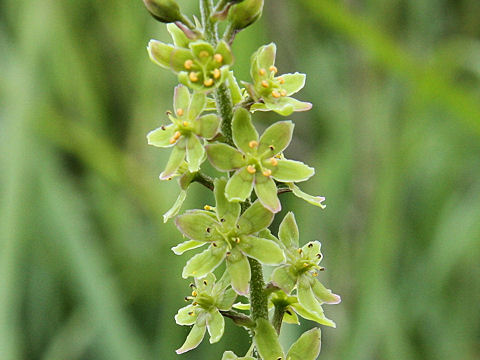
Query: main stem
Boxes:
[{"xmin": 200, "ymin": 0, "xmax": 269, "ymax": 344}]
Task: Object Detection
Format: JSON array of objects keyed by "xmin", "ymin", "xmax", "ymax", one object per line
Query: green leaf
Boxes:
[
  {"xmin": 206, "ymin": 308, "xmax": 225, "ymax": 343},
  {"xmin": 206, "ymin": 144, "xmax": 245, "ymax": 171},
  {"xmin": 278, "ymin": 212, "xmax": 299, "ymax": 249},
  {"xmin": 237, "ymin": 200, "xmax": 274, "ymax": 235},
  {"xmin": 270, "ymin": 159, "xmax": 314, "ymax": 182},
  {"xmin": 214, "ymin": 178, "xmax": 241, "ymax": 227},
  {"xmin": 174, "ymin": 85, "xmax": 191, "ymax": 114},
  {"xmin": 226, "ymin": 250, "xmax": 251, "ymax": 295},
  {"xmin": 175, "ymin": 210, "xmax": 218, "ymax": 242},
  {"xmin": 147, "ymin": 124, "xmax": 176, "ymax": 147},
  {"xmin": 147, "ymin": 40, "xmax": 174, "ymax": 69},
  {"xmin": 287, "ymin": 183, "xmax": 326, "ymax": 209},
  {"xmin": 254, "ymin": 318, "xmax": 284, "ymax": 360},
  {"xmin": 176, "ymin": 323, "xmax": 206, "ymax": 354},
  {"xmin": 163, "ymin": 189, "xmax": 187, "ymax": 223},
  {"xmin": 188, "ymin": 91, "xmax": 206, "ymax": 120},
  {"xmin": 182, "ymin": 245, "xmax": 226, "ymax": 278},
  {"xmin": 271, "ymin": 266, "xmax": 296, "ymax": 294},
  {"xmin": 194, "ymin": 114, "xmax": 220, "ymax": 139},
  {"xmin": 186, "ymin": 134, "xmax": 205, "ymax": 172},
  {"xmin": 172, "ymin": 240, "xmax": 205, "ymax": 255},
  {"xmin": 238, "ymin": 235, "xmax": 285, "ymax": 265},
  {"xmin": 190, "ymin": 41, "xmax": 214, "ymax": 64},
  {"xmin": 167, "ymin": 23, "xmax": 190, "ymax": 48},
  {"xmin": 265, "ymin": 97, "xmax": 312, "ymax": 116},
  {"xmin": 175, "ymin": 305, "xmax": 197, "ymax": 325},
  {"xmin": 312, "ymin": 281, "xmax": 341, "ymax": 305},
  {"xmin": 232, "ymin": 107, "xmax": 259, "ymax": 154},
  {"xmin": 280, "ymin": 73, "xmax": 306, "ymax": 96},
  {"xmin": 258, "ymin": 121, "xmax": 294, "ymax": 156},
  {"xmin": 160, "ymin": 145, "xmax": 186, "ymax": 180},
  {"xmin": 254, "ymin": 174, "xmax": 281, "ymax": 213},
  {"xmin": 225, "ymin": 167, "xmax": 254, "ymax": 202},
  {"xmin": 286, "ymin": 328, "xmax": 321, "ymax": 360}
]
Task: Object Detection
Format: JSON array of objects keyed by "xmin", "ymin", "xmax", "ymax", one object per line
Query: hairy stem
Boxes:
[
  {"xmin": 193, "ymin": 172, "xmax": 214, "ymax": 191},
  {"xmin": 272, "ymin": 305, "xmax": 286, "ymax": 334},
  {"xmin": 220, "ymin": 310, "xmax": 256, "ymax": 328},
  {"xmin": 216, "ymin": 84, "xmax": 235, "ymax": 146},
  {"xmin": 248, "ymin": 258, "xmax": 268, "ymax": 321},
  {"xmin": 200, "ymin": 0, "xmax": 217, "ymax": 44}
]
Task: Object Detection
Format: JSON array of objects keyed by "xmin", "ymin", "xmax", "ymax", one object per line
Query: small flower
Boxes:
[
  {"xmin": 173, "ymin": 178, "xmax": 285, "ymax": 295},
  {"xmin": 148, "ymin": 30, "xmax": 234, "ymax": 92},
  {"xmin": 175, "ymin": 273, "xmax": 237, "ymax": 354},
  {"xmin": 270, "ymin": 212, "xmax": 340, "ymax": 327},
  {"xmin": 246, "ymin": 43, "xmax": 312, "ymax": 116},
  {"xmin": 205, "ymin": 108, "xmax": 314, "ymax": 213},
  {"xmin": 147, "ymin": 85, "xmax": 220, "ymax": 179}
]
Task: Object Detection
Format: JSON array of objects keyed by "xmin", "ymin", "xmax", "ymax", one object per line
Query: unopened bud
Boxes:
[
  {"xmin": 228, "ymin": 0, "xmax": 264, "ymax": 31},
  {"xmin": 143, "ymin": 0, "xmax": 182, "ymax": 23}
]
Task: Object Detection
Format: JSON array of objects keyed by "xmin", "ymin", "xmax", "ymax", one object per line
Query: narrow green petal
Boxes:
[
  {"xmin": 288, "ymin": 183, "xmax": 326, "ymax": 209},
  {"xmin": 186, "ymin": 134, "xmax": 205, "ymax": 172},
  {"xmin": 176, "ymin": 323, "xmax": 206, "ymax": 354},
  {"xmin": 258, "ymin": 228, "xmax": 279, "ymax": 243},
  {"xmin": 280, "ymin": 72, "xmax": 306, "ymax": 96},
  {"xmin": 221, "ymin": 351, "xmax": 238, "ymax": 360},
  {"xmin": 278, "ymin": 212, "xmax": 299, "ymax": 249},
  {"xmin": 214, "ymin": 178, "xmax": 241, "ymax": 227},
  {"xmin": 254, "ymin": 174, "xmax": 281, "ymax": 213},
  {"xmin": 266, "ymin": 97, "xmax": 312, "ymax": 115},
  {"xmin": 194, "ymin": 114, "xmax": 220, "ymax": 139},
  {"xmin": 182, "ymin": 245, "xmax": 226, "ymax": 278},
  {"xmin": 286, "ymin": 328, "xmax": 321, "ymax": 360},
  {"xmin": 297, "ymin": 281, "xmax": 336, "ymax": 327},
  {"xmin": 207, "ymin": 309, "xmax": 225, "ymax": 343},
  {"xmin": 225, "ymin": 167, "xmax": 254, "ymax": 202},
  {"xmin": 237, "ymin": 200, "xmax": 274, "ymax": 235},
  {"xmin": 217, "ymin": 288, "xmax": 237, "ymax": 311},
  {"xmin": 167, "ymin": 23, "xmax": 190, "ymax": 48},
  {"xmin": 258, "ymin": 120, "xmax": 294, "ymax": 156},
  {"xmin": 169, "ymin": 47, "xmax": 195, "ymax": 72},
  {"xmin": 254, "ymin": 318, "xmax": 284, "ymax": 360},
  {"xmin": 256, "ymin": 43, "xmax": 276, "ymax": 71},
  {"xmin": 206, "ymin": 144, "xmax": 245, "ymax": 171},
  {"xmin": 238, "ymin": 235, "xmax": 285, "ymax": 265},
  {"xmin": 160, "ymin": 146, "xmax": 186, "ymax": 180},
  {"xmin": 147, "ymin": 40, "xmax": 173, "ymax": 69},
  {"xmin": 163, "ymin": 189, "xmax": 187, "ymax": 223},
  {"xmin": 270, "ymin": 159, "xmax": 314, "ymax": 183},
  {"xmin": 271, "ymin": 265, "xmax": 296, "ymax": 293},
  {"xmin": 175, "ymin": 305, "xmax": 197, "ymax": 325},
  {"xmin": 232, "ymin": 107, "xmax": 259, "ymax": 154},
  {"xmin": 215, "ymin": 40, "xmax": 234, "ymax": 65},
  {"xmin": 227, "ymin": 71, "xmax": 243, "ymax": 105},
  {"xmin": 147, "ymin": 124, "xmax": 176, "ymax": 147},
  {"xmin": 226, "ymin": 250, "xmax": 251, "ymax": 295},
  {"xmin": 174, "ymin": 85, "xmax": 191, "ymax": 114},
  {"xmin": 312, "ymin": 281, "xmax": 341, "ymax": 305},
  {"xmin": 249, "ymin": 102, "xmax": 269, "ymax": 113},
  {"xmin": 175, "ymin": 210, "xmax": 218, "ymax": 241},
  {"xmin": 301, "ymin": 241, "xmax": 321, "ymax": 260},
  {"xmin": 290, "ymin": 302, "xmax": 335, "ymax": 327},
  {"xmin": 188, "ymin": 91, "xmax": 206, "ymax": 119},
  {"xmin": 172, "ymin": 239, "xmax": 205, "ymax": 255}
]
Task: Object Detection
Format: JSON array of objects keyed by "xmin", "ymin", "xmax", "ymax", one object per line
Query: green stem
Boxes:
[
  {"xmin": 200, "ymin": 0, "xmax": 217, "ymax": 44},
  {"xmin": 272, "ymin": 305, "xmax": 286, "ymax": 334},
  {"xmin": 248, "ymin": 258, "xmax": 268, "ymax": 321},
  {"xmin": 193, "ymin": 172, "xmax": 214, "ymax": 191},
  {"xmin": 216, "ymin": 84, "xmax": 235, "ymax": 147}
]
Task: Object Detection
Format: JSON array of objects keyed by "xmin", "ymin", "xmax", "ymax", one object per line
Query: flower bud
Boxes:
[
  {"xmin": 228, "ymin": 0, "xmax": 264, "ymax": 31},
  {"xmin": 143, "ymin": 0, "xmax": 182, "ymax": 23}
]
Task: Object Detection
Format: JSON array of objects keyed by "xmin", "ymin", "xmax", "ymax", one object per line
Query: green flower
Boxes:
[
  {"xmin": 175, "ymin": 273, "xmax": 237, "ymax": 354},
  {"xmin": 270, "ymin": 212, "xmax": 340, "ymax": 327},
  {"xmin": 173, "ymin": 178, "xmax": 285, "ymax": 294},
  {"xmin": 206, "ymin": 108, "xmax": 314, "ymax": 213},
  {"xmin": 148, "ymin": 27, "xmax": 234, "ymax": 91},
  {"xmin": 147, "ymin": 85, "xmax": 220, "ymax": 179},
  {"xmin": 246, "ymin": 43, "xmax": 312, "ymax": 116}
]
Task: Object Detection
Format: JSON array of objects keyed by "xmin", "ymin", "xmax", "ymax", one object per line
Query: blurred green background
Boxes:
[{"xmin": 1, "ymin": 0, "xmax": 479, "ymax": 359}]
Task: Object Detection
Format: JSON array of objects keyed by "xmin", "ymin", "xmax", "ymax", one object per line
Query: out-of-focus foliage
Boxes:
[{"xmin": 0, "ymin": 0, "xmax": 479, "ymax": 359}]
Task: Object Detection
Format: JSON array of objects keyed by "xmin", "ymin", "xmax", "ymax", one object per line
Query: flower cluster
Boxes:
[{"xmin": 143, "ymin": 1, "xmax": 340, "ymax": 359}]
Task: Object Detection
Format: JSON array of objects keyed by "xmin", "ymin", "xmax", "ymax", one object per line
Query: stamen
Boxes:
[
  {"xmin": 189, "ymin": 72, "xmax": 199, "ymax": 82},
  {"xmin": 220, "ymin": 218, "xmax": 226, "ymax": 222},
  {"xmin": 269, "ymin": 145, "xmax": 275, "ymax": 151},
  {"xmin": 189, "ymin": 283, "xmax": 196, "ymax": 288},
  {"xmin": 184, "ymin": 59, "xmax": 193, "ymax": 70},
  {"xmin": 247, "ymin": 165, "xmax": 256, "ymax": 174},
  {"xmin": 206, "ymin": 227, "xmax": 211, "ymax": 233},
  {"xmin": 188, "ymin": 311, "xmax": 194, "ymax": 316},
  {"xmin": 212, "ymin": 68, "xmax": 221, "ymax": 79},
  {"xmin": 169, "ymin": 137, "xmax": 177, "ymax": 144},
  {"xmin": 183, "ymin": 121, "xmax": 189, "ymax": 127},
  {"xmin": 262, "ymin": 169, "xmax": 272, "ymax": 177},
  {"xmin": 286, "ymin": 310, "xmax": 292, "ymax": 315},
  {"xmin": 303, "ymin": 263, "xmax": 309, "ymax": 267},
  {"xmin": 272, "ymin": 90, "xmax": 281, "ymax": 98},
  {"xmin": 308, "ymin": 243, "xmax": 313, "ymax": 248},
  {"xmin": 248, "ymin": 140, "xmax": 258, "ymax": 148},
  {"xmin": 203, "ymin": 280, "xmax": 208, "ymax": 285},
  {"xmin": 212, "ymin": 242, "xmax": 217, "ymax": 247},
  {"xmin": 316, "ymin": 253, "xmax": 322, "ymax": 259},
  {"xmin": 319, "ymin": 267, "xmax": 325, "ymax": 271},
  {"xmin": 259, "ymin": 68, "xmax": 266, "ymax": 76},
  {"xmin": 214, "ymin": 53, "xmax": 223, "ymax": 63},
  {"xmin": 278, "ymin": 77, "xmax": 285, "ymax": 84},
  {"xmin": 269, "ymin": 65, "xmax": 278, "ymax": 73},
  {"xmin": 312, "ymin": 272, "xmax": 318, "ymax": 277},
  {"xmin": 204, "ymin": 78, "xmax": 214, "ymax": 87},
  {"xmin": 280, "ymin": 89, "xmax": 287, "ymax": 97},
  {"xmin": 297, "ymin": 249, "xmax": 303, "ymax": 254},
  {"xmin": 174, "ymin": 131, "xmax": 181, "ymax": 139},
  {"xmin": 191, "ymin": 290, "xmax": 197, "ymax": 296},
  {"xmin": 234, "ymin": 237, "xmax": 240, "ymax": 243},
  {"xmin": 176, "ymin": 108, "xmax": 184, "ymax": 116},
  {"xmin": 270, "ymin": 157, "xmax": 278, "ymax": 166},
  {"xmin": 199, "ymin": 50, "xmax": 210, "ymax": 58},
  {"xmin": 261, "ymin": 80, "xmax": 269, "ymax": 88},
  {"xmin": 226, "ymin": 251, "xmax": 231, "ymax": 256}
]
